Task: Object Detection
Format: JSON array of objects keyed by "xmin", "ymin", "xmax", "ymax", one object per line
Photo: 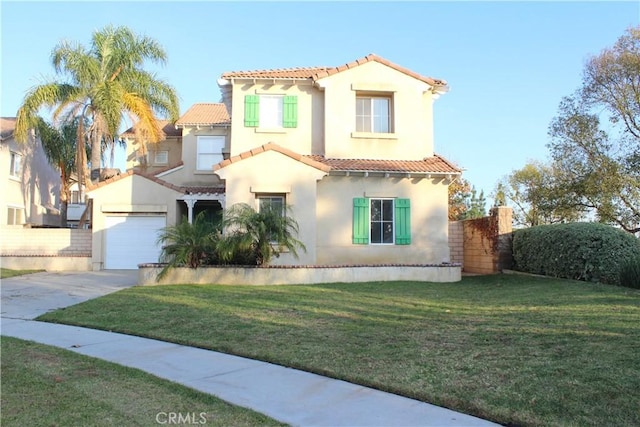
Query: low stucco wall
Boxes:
[
  {"xmin": 138, "ymin": 264, "xmax": 461, "ymax": 286},
  {"xmin": 1, "ymin": 256, "xmax": 92, "ymax": 271}
]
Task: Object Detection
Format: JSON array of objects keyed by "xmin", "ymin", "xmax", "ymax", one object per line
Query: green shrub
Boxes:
[
  {"xmin": 619, "ymin": 257, "xmax": 640, "ymax": 289},
  {"xmin": 512, "ymin": 222, "xmax": 640, "ymax": 285}
]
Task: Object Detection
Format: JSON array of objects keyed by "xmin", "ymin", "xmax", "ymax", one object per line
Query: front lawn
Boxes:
[
  {"xmin": 1, "ymin": 268, "xmax": 44, "ymax": 278},
  {"xmin": 0, "ymin": 337, "xmax": 284, "ymax": 427},
  {"xmin": 38, "ymin": 274, "xmax": 640, "ymax": 427}
]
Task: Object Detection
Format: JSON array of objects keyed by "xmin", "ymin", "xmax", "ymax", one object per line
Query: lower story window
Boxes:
[
  {"xmin": 257, "ymin": 195, "xmax": 285, "ymax": 216},
  {"xmin": 353, "ymin": 197, "xmax": 411, "ymax": 245}
]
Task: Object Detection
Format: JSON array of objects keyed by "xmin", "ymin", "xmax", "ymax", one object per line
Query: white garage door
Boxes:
[{"xmin": 104, "ymin": 215, "xmax": 166, "ymax": 269}]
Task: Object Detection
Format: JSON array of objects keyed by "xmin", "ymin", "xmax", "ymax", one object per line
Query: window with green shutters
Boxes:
[
  {"xmin": 352, "ymin": 198, "xmax": 411, "ymax": 245},
  {"xmin": 244, "ymin": 95, "xmax": 298, "ymax": 128}
]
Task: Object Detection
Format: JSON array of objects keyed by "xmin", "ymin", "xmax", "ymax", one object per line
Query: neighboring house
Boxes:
[
  {"xmin": 0, "ymin": 117, "xmax": 61, "ymax": 227},
  {"xmin": 88, "ymin": 54, "xmax": 461, "ymax": 270}
]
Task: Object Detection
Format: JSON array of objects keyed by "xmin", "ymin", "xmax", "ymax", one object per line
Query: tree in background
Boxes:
[
  {"xmin": 494, "ymin": 161, "xmax": 586, "ymax": 228},
  {"xmin": 15, "ymin": 25, "xmax": 179, "ymax": 183},
  {"xmin": 548, "ymin": 26, "xmax": 640, "ymax": 233},
  {"xmin": 34, "ymin": 117, "xmax": 86, "ymax": 226},
  {"xmin": 449, "ymin": 178, "xmax": 487, "ymax": 220}
]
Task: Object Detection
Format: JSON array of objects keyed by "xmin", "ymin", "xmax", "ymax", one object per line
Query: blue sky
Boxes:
[{"xmin": 1, "ymin": 1, "xmax": 638, "ymax": 204}]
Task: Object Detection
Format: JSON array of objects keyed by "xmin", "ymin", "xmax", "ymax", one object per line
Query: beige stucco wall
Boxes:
[
  {"xmin": 315, "ymin": 61, "xmax": 436, "ymax": 160},
  {"xmin": 88, "ymin": 174, "xmax": 183, "ymax": 270},
  {"xmin": 1, "ymin": 132, "xmax": 61, "ymax": 226},
  {"xmin": 125, "ymin": 136, "xmax": 182, "ymax": 174},
  {"xmin": 315, "ymin": 175, "xmax": 451, "ymax": 265},
  {"xmin": 139, "ymin": 264, "xmax": 461, "ymax": 286},
  {"xmin": 168, "ymin": 127, "xmax": 228, "ymax": 187},
  {"xmin": 228, "ymin": 82, "xmax": 323, "ymax": 156},
  {"xmin": 215, "ymin": 150, "xmax": 327, "ymax": 265}
]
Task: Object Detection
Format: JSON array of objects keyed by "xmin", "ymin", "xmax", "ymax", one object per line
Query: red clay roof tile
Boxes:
[
  {"xmin": 121, "ymin": 120, "xmax": 181, "ymax": 138},
  {"xmin": 176, "ymin": 103, "xmax": 230, "ymax": 126},
  {"xmin": 220, "ymin": 54, "xmax": 447, "ymax": 89}
]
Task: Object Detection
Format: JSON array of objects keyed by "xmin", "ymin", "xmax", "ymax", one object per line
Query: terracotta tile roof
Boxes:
[
  {"xmin": 214, "ymin": 142, "xmax": 331, "ymax": 173},
  {"xmin": 87, "ymin": 169, "xmax": 225, "ymax": 195},
  {"xmin": 1, "ymin": 117, "xmax": 16, "ymax": 140},
  {"xmin": 121, "ymin": 120, "xmax": 181, "ymax": 138},
  {"xmin": 214, "ymin": 143, "xmax": 460, "ymax": 175},
  {"xmin": 220, "ymin": 54, "xmax": 447, "ymax": 89},
  {"xmin": 176, "ymin": 103, "xmax": 230, "ymax": 126},
  {"xmin": 307, "ymin": 154, "xmax": 461, "ymax": 174},
  {"xmin": 221, "ymin": 66, "xmax": 332, "ymax": 80}
]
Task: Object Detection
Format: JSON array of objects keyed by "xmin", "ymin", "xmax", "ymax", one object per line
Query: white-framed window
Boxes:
[
  {"xmin": 353, "ymin": 197, "xmax": 410, "ymax": 245},
  {"xmin": 154, "ymin": 150, "xmax": 169, "ymax": 165},
  {"xmin": 70, "ymin": 191, "xmax": 85, "ymax": 205},
  {"xmin": 9, "ymin": 152, "xmax": 22, "ymax": 177},
  {"xmin": 356, "ymin": 95, "xmax": 392, "ymax": 133},
  {"xmin": 259, "ymin": 95, "xmax": 284, "ymax": 128},
  {"xmin": 257, "ymin": 195, "xmax": 285, "ymax": 217},
  {"xmin": 196, "ymin": 136, "xmax": 224, "ymax": 171},
  {"xmin": 7, "ymin": 206, "xmax": 24, "ymax": 225}
]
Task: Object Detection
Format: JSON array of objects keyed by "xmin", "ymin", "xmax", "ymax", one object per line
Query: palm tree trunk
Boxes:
[{"xmin": 91, "ymin": 130, "xmax": 101, "ymax": 182}]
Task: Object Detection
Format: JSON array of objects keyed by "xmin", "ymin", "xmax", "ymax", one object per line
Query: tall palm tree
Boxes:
[
  {"xmin": 34, "ymin": 117, "xmax": 86, "ymax": 226},
  {"xmin": 14, "ymin": 25, "xmax": 179, "ymax": 183}
]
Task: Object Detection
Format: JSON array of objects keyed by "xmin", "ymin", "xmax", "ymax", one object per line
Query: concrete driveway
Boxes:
[{"xmin": 1, "ymin": 270, "xmax": 138, "ymax": 320}]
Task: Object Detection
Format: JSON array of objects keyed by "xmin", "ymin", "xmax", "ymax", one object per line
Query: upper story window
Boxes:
[
  {"xmin": 244, "ymin": 95, "xmax": 298, "ymax": 129},
  {"xmin": 71, "ymin": 191, "xmax": 86, "ymax": 205},
  {"xmin": 197, "ymin": 136, "xmax": 224, "ymax": 171},
  {"xmin": 356, "ymin": 95, "xmax": 392, "ymax": 133},
  {"xmin": 9, "ymin": 152, "xmax": 22, "ymax": 177},
  {"xmin": 153, "ymin": 150, "xmax": 169, "ymax": 165},
  {"xmin": 7, "ymin": 206, "xmax": 24, "ymax": 225}
]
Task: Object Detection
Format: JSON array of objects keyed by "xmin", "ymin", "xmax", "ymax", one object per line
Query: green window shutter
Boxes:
[
  {"xmin": 283, "ymin": 96, "xmax": 298, "ymax": 128},
  {"xmin": 395, "ymin": 198, "xmax": 411, "ymax": 245},
  {"xmin": 244, "ymin": 95, "xmax": 259, "ymax": 127},
  {"xmin": 353, "ymin": 197, "xmax": 369, "ymax": 244}
]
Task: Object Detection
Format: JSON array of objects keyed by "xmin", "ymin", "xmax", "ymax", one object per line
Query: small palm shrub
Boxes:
[
  {"xmin": 217, "ymin": 203, "xmax": 306, "ymax": 266},
  {"xmin": 156, "ymin": 212, "xmax": 220, "ymax": 279},
  {"xmin": 619, "ymin": 257, "xmax": 640, "ymax": 289}
]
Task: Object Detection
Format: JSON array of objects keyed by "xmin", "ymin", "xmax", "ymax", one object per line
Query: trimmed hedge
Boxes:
[{"xmin": 512, "ymin": 222, "xmax": 640, "ymax": 285}]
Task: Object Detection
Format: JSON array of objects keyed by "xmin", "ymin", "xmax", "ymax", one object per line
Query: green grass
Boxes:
[
  {"xmin": 38, "ymin": 274, "xmax": 640, "ymax": 427},
  {"xmin": 1, "ymin": 337, "xmax": 285, "ymax": 427},
  {"xmin": 1, "ymin": 268, "xmax": 44, "ymax": 278}
]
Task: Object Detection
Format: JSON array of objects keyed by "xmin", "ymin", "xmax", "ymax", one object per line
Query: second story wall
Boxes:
[
  {"xmin": 228, "ymin": 81, "xmax": 324, "ymax": 157},
  {"xmin": 316, "ymin": 61, "xmax": 436, "ymax": 161}
]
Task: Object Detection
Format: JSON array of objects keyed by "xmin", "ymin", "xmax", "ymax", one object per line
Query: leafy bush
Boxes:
[
  {"xmin": 512, "ymin": 222, "xmax": 640, "ymax": 285},
  {"xmin": 619, "ymin": 257, "xmax": 640, "ymax": 289}
]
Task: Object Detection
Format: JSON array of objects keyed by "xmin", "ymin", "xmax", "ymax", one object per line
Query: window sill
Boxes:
[
  {"xmin": 194, "ymin": 170, "xmax": 216, "ymax": 175},
  {"xmin": 255, "ymin": 128, "xmax": 287, "ymax": 134},
  {"xmin": 9, "ymin": 175, "xmax": 21, "ymax": 182},
  {"xmin": 351, "ymin": 132, "xmax": 398, "ymax": 140}
]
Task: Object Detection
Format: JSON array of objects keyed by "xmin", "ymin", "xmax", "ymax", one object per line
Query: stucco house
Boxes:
[
  {"xmin": 88, "ymin": 54, "xmax": 461, "ymax": 270},
  {"xmin": 0, "ymin": 117, "xmax": 61, "ymax": 227}
]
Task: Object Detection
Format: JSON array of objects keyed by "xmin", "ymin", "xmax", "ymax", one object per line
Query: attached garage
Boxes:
[{"xmin": 104, "ymin": 215, "xmax": 166, "ymax": 269}]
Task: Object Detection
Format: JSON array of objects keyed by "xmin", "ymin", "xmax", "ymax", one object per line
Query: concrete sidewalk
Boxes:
[{"xmin": 1, "ymin": 271, "xmax": 500, "ymax": 426}]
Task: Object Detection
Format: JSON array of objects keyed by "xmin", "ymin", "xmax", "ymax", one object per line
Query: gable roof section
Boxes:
[
  {"xmin": 220, "ymin": 54, "xmax": 447, "ymax": 89},
  {"xmin": 176, "ymin": 103, "xmax": 230, "ymax": 127},
  {"xmin": 214, "ymin": 143, "xmax": 460, "ymax": 175},
  {"xmin": 1, "ymin": 117, "xmax": 16, "ymax": 141},
  {"xmin": 214, "ymin": 142, "xmax": 331, "ymax": 173},
  {"xmin": 86, "ymin": 169, "xmax": 224, "ymax": 194}
]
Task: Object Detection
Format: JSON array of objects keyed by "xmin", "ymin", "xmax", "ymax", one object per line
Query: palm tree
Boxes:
[
  {"xmin": 218, "ymin": 203, "xmax": 306, "ymax": 266},
  {"xmin": 34, "ymin": 117, "xmax": 86, "ymax": 226},
  {"xmin": 14, "ymin": 25, "xmax": 179, "ymax": 183}
]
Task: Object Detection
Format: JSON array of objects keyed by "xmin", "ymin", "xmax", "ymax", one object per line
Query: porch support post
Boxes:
[{"xmin": 184, "ymin": 198, "xmax": 197, "ymax": 224}]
